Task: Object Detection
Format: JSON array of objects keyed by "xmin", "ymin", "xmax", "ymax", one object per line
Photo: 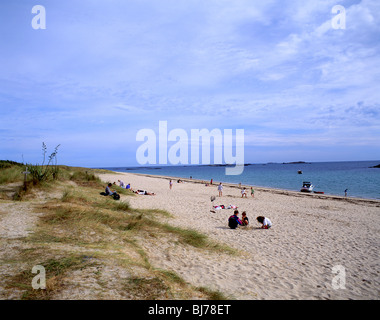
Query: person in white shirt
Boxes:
[
  {"xmin": 256, "ymin": 216, "xmax": 272, "ymax": 229},
  {"xmin": 217, "ymin": 183, "xmax": 223, "ymax": 197},
  {"xmin": 118, "ymin": 180, "xmax": 125, "ymax": 188}
]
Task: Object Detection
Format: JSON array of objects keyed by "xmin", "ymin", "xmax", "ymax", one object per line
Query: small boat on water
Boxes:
[
  {"xmin": 300, "ymin": 181, "xmax": 314, "ymax": 193},
  {"xmin": 298, "ymin": 170, "xmax": 303, "ymax": 174}
]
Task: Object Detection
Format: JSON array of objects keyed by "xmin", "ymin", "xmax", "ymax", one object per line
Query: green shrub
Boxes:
[{"xmin": 27, "ymin": 143, "xmax": 60, "ymax": 184}]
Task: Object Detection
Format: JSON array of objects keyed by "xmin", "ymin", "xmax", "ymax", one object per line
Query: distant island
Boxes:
[
  {"xmin": 370, "ymin": 164, "xmax": 380, "ymax": 168},
  {"xmin": 282, "ymin": 161, "xmax": 311, "ymax": 164}
]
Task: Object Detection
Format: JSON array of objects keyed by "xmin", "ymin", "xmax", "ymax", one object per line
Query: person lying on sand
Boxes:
[
  {"xmin": 257, "ymin": 216, "xmax": 272, "ymax": 229},
  {"xmin": 213, "ymin": 204, "xmax": 238, "ymax": 210},
  {"xmin": 134, "ymin": 189, "xmax": 156, "ymax": 196}
]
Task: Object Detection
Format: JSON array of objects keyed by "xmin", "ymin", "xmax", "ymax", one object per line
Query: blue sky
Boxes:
[{"xmin": 0, "ymin": 0, "xmax": 379, "ymax": 167}]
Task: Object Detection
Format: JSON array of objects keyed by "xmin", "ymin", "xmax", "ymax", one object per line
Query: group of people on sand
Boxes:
[
  {"xmin": 214, "ymin": 181, "xmax": 271, "ymax": 230},
  {"xmin": 104, "ymin": 176, "xmax": 271, "ymax": 228},
  {"xmin": 228, "ymin": 210, "xmax": 272, "ymax": 230},
  {"xmin": 117, "ymin": 180, "xmax": 131, "ymax": 190},
  {"xmin": 169, "ymin": 179, "xmax": 185, "ymax": 190},
  {"xmin": 103, "ymin": 179, "xmax": 156, "ymax": 199},
  {"xmin": 216, "ymin": 182, "xmax": 255, "ymax": 198}
]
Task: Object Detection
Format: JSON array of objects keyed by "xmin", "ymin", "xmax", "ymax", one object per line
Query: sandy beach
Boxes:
[{"xmin": 99, "ymin": 171, "xmax": 380, "ymax": 300}]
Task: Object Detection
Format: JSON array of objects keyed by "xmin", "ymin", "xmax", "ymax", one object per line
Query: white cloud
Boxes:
[{"xmin": 1, "ymin": 0, "xmax": 379, "ymax": 165}]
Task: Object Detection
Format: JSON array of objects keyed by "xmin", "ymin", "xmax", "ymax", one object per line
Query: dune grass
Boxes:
[
  {"xmin": 2, "ymin": 163, "xmax": 234, "ymax": 300},
  {"xmin": 9, "ymin": 254, "xmax": 98, "ymax": 300},
  {"xmin": 36, "ymin": 189, "xmax": 234, "ymax": 255},
  {"xmin": 0, "ymin": 161, "xmax": 24, "ymax": 184}
]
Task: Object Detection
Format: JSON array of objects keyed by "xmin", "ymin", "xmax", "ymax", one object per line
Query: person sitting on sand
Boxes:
[
  {"xmin": 126, "ymin": 183, "xmax": 131, "ymax": 189},
  {"xmin": 256, "ymin": 216, "xmax": 272, "ymax": 229},
  {"xmin": 228, "ymin": 210, "xmax": 243, "ymax": 229},
  {"xmin": 241, "ymin": 188, "xmax": 247, "ymax": 198},
  {"xmin": 241, "ymin": 211, "xmax": 249, "ymax": 226},
  {"xmin": 118, "ymin": 180, "xmax": 125, "ymax": 188}
]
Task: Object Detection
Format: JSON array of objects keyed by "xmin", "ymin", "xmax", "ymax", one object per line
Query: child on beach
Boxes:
[
  {"xmin": 228, "ymin": 210, "xmax": 243, "ymax": 229},
  {"xmin": 256, "ymin": 216, "xmax": 272, "ymax": 229},
  {"xmin": 218, "ymin": 182, "xmax": 223, "ymax": 197},
  {"xmin": 250, "ymin": 187, "xmax": 255, "ymax": 198},
  {"xmin": 241, "ymin": 211, "xmax": 249, "ymax": 226},
  {"xmin": 169, "ymin": 180, "xmax": 173, "ymax": 190},
  {"xmin": 241, "ymin": 188, "xmax": 247, "ymax": 198}
]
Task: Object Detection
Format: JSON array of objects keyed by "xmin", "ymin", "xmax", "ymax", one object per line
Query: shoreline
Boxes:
[{"xmin": 112, "ymin": 171, "xmax": 380, "ymax": 207}]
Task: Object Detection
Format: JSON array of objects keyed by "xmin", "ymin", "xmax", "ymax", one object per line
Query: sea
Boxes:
[{"xmin": 100, "ymin": 161, "xmax": 380, "ymax": 200}]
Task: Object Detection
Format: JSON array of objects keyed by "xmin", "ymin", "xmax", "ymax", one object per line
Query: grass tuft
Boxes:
[{"xmin": 9, "ymin": 255, "xmax": 96, "ymax": 300}]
